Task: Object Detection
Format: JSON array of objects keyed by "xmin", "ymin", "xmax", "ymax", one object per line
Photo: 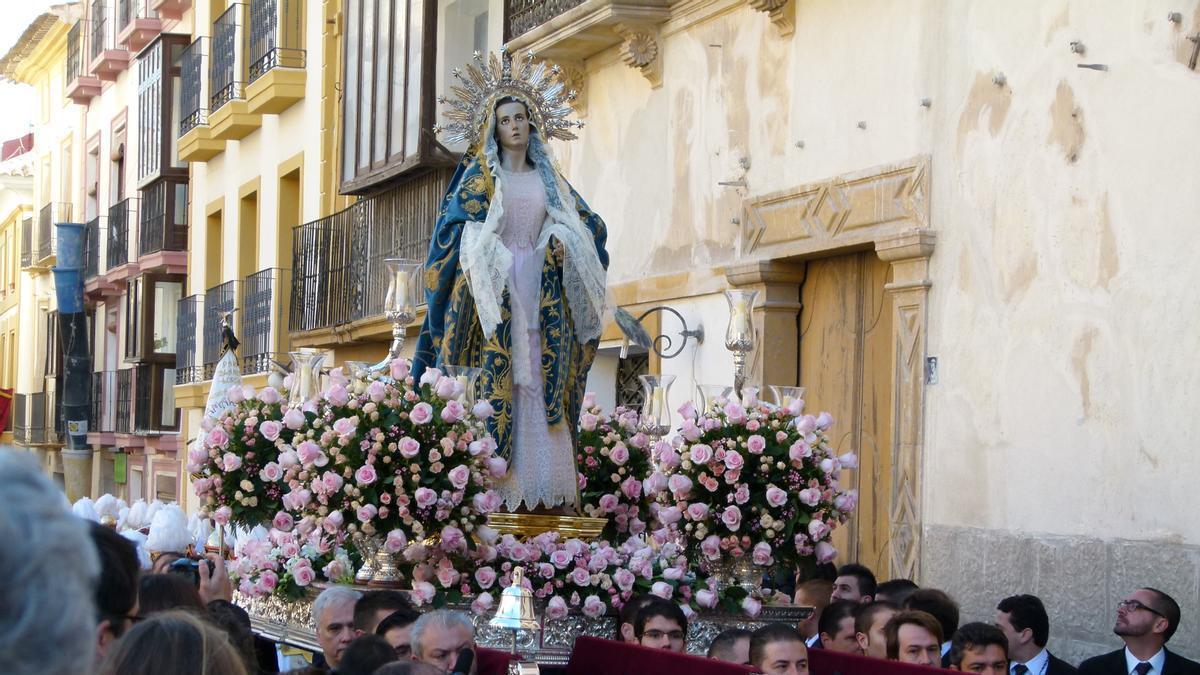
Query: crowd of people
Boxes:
[{"xmin": 2, "ymin": 449, "xmax": 1197, "ymax": 675}]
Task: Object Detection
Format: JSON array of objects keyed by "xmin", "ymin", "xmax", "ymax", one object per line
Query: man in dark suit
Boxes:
[
  {"xmin": 1078, "ymin": 587, "xmax": 1200, "ymax": 675},
  {"xmin": 996, "ymin": 594, "xmax": 1077, "ymax": 675}
]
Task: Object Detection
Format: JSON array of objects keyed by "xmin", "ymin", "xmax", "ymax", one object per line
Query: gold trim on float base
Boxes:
[{"xmin": 486, "ymin": 513, "xmax": 608, "ymax": 541}]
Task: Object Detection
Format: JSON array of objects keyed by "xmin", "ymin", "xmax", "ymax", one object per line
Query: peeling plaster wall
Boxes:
[{"xmin": 558, "ymin": 0, "xmax": 1200, "ymax": 564}]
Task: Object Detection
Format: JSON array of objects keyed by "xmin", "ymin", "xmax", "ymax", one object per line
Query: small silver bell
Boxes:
[{"xmin": 490, "ymin": 567, "xmax": 539, "ymax": 631}]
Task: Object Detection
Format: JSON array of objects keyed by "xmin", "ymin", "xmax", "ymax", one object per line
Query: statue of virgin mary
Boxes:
[{"xmin": 413, "ymin": 50, "xmax": 608, "ymax": 512}]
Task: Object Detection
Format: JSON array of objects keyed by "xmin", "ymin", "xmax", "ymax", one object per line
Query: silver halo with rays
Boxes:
[{"xmin": 434, "ymin": 46, "xmax": 584, "ymax": 148}]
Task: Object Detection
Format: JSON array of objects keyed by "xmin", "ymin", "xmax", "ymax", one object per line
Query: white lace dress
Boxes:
[{"xmin": 493, "ymin": 167, "xmax": 578, "ymax": 510}]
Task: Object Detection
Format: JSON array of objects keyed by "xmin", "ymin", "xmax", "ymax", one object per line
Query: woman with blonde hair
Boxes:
[{"xmin": 97, "ymin": 610, "xmax": 248, "ymax": 675}]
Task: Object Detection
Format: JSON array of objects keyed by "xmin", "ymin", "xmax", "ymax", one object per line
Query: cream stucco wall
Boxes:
[{"xmin": 551, "ymin": 0, "xmax": 1200, "ymax": 547}]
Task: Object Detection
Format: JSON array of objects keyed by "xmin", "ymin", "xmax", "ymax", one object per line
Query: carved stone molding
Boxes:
[
  {"xmin": 748, "ymin": 0, "xmax": 795, "ymax": 36},
  {"xmin": 616, "ymin": 22, "xmax": 663, "ymax": 88},
  {"xmin": 556, "ymin": 60, "xmax": 589, "ymax": 117}
]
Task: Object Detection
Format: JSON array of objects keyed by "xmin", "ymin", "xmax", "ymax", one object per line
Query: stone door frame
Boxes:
[{"xmin": 726, "ymin": 155, "xmax": 934, "ymax": 580}]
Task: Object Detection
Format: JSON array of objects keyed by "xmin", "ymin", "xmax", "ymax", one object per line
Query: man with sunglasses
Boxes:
[{"xmin": 1078, "ymin": 588, "xmax": 1200, "ymax": 675}]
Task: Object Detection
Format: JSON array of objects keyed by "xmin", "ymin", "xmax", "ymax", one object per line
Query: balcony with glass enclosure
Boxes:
[
  {"xmin": 65, "ymin": 21, "xmax": 102, "ymax": 103},
  {"xmin": 88, "ymin": 0, "xmax": 133, "ymax": 81},
  {"xmin": 208, "ymin": 4, "xmax": 262, "ymax": 141},
  {"xmin": 176, "ymin": 37, "xmax": 224, "ymax": 161},
  {"xmin": 245, "ymin": 0, "xmax": 306, "ymax": 114},
  {"xmin": 116, "ymin": 0, "xmax": 163, "ymax": 52}
]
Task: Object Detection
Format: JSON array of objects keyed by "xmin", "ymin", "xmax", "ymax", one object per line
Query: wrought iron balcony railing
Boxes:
[
  {"xmin": 85, "ymin": 216, "xmax": 103, "ymax": 279},
  {"xmin": 241, "ymin": 267, "xmax": 288, "ymax": 375},
  {"xmin": 505, "ymin": 0, "xmax": 586, "ymax": 41},
  {"xmin": 138, "ymin": 180, "xmax": 187, "ymax": 256},
  {"xmin": 67, "ymin": 21, "xmax": 85, "ymax": 83},
  {"xmin": 20, "ymin": 216, "xmax": 33, "ymax": 268},
  {"xmin": 179, "ymin": 37, "xmax": 208, "ymax": 135},
  {"xmin": 36, "ymin": 202, "xmax": 72, "ymax": 264},
  {"xmin": 203, "ymin": 280, "xmax": 240, "ymax": 376},
  {"xmin": 115, "ymin": 368, "xmax": 133, "ymax": 434},
  {"xmin": 210, "ymin": 4, "xmax": 245, "ymax": 112},
  {"xmin": 290, "ymin": 169, "xmax": 452, "ymax": 333},
  {"xmin": 90, "ymin": 0, "xmax": 109, "ymax": 63},
  {"xmin": 247, "ymin": 0, "xmax": 304, "ymax": 82},
  {"xmin": 106, "ymin": 198, "xmax": 134, "ymax": 270},
  {"xmin": 175, "ymin": 294, "xmax": 203, "ymax": 384},
  {"xmin": 91, "ymin": 370, "xmax": 118, "ymax": 433}
]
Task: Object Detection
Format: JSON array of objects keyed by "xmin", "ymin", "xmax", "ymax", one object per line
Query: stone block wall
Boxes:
[{"xmin": 921, "ymin": 525, "xmax": 1200, "ymax": 663}]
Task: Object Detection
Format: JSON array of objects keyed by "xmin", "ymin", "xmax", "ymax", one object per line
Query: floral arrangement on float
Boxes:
[
  {"xmin": 189, "ymin": 357, "xmax": 856, "ymax": 618},
  {"xmin": 650, "ymin": 387, "xmax": 858, "ymax": 612}
]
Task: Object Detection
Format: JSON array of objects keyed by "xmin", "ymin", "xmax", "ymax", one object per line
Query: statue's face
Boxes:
[{"xmin": 495, "ymin": 101, "xmax": 530, "ymax": 155}]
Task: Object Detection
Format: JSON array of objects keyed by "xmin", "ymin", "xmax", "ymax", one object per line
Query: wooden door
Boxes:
[{"xmin": 798, "ymin": 250, "xmax": 894, "ymax": 575}]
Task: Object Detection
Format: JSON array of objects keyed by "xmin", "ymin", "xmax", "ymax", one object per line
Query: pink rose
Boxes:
[
  {"xmin": 414, "ymin": 487, "xmax": 437, "ymax": 508},
  {"xmin": 700, "ymin": 535, "xmax": 722, "ymax": 560},
  {"xmin": 609, "ymin": 443, "xmax": 630, "ymax": 466},
  {"xmin": 766, "ymin": 485, "xmax": 788, "ymax": 508},
  {"xmin": 746, "ymin": 434, "xmax": 766, "ymax": 454},
  {"xmin": 278, "ymin": 449, "xmax": 299, "ymax": 469},
  {"xmin": 227, "ymin": 386, "xmax": 244, "ymax": 403},
  {"xmin": 447, "ymin": 465, "xmax": 470, "ymax": 490},
  {"xmin": 440, "ymin": 399, "xmax": 465, "ymax": 423},
  {"xmin": 410, "ymin": 402, "xmax": 434, "ymax": 425},
  {"xmin": 385, "ymin": 529, "xmax": 408, "ymax": 553},
  {"xmin": 222, "ymin": 453, "xmax": 242, "ymax": 472},
  {"xmin": 272, "ymin": 511, "xmax": 294, "ymax": 531},
  {"xmin": 656, "ymin": 506, "xmax": 682, "ymax": 526},
  {"xmin": 322, "ymin": 558, "xmax": 348, "ymax": 582},
  {"xmin": 475, "ymin": 566, "xmax": 498, "ymax": 589},
  {"xmin": 681, "ymin": 419, "xmax": 703, "ymax": 442},
  {"xmin": 620, "ymin": 477, "xmax": 642, "ymax": 501},
  {"xmin": 325, "ymin": 384, "xmax": 350, "ymax": 407},
  {"xmin": 677, "ymin": 400, "xmax": 698, "ymax": 420},
  {"xmin": 356, "ymin": 504, "xmax": 378, "ymax": 523},
  {"xmin": 734, "ymin": 484, "xmax": 751, "ymax": 505},
  {"xmin": 838, "ymin": 452, "xmax": 859, "ymax": 469},
  {"xmin": 724, "ymin": 450, "xmax": 744, "ymax": 471},
  {"xmin": 657, "ymin": 446, "xmax": 680, "ymax": 470},
  {"xmin": 283, "ymin": 407, "xmax": 306, "ymax": 430},
  {"xmin": 471, "ymin": 592, "xmax": 495, "ymax": 615},
  {"xmin": 643, "ymin": 472, "xmax": 668, "ymax": 496},
  {"xmin": 808, "ymin": 519, "xmax": 830, "ymax": 541},
  {"xmin": 296, "ymin": 441, "xmax": 322, "ymax": 467},
  {"xmin": 597, "ymin": 494, "xmax": 619, "ymax": 513},
  {"xmin": 321, "ymin": 471, "xmax": 344, "ymax": 493},
  {"xmin": 546, "ymin": 596, "xmax": 569, "ymax": 620},
  {"xmin": 487, "ymin": 457, "xmax": 508, "ymax": 478},
  {"xmin": 472, "ymin": 400, "xmax": 494, "ymax": 419},
  {"xmin": 472, "ymin": 491, "xmax": 501, "ymax": 514},
  {"xmin": 689, "ymin": 443, "xmax": 713, "ymax": 464},
  {"xmin": 441, "ymin": 526, "xmax": 466, "ymax": 552},
  {"xmin": 188, "ymin": 444, "xmax": 207, "ymax": 465},
  {"xmin": 390, "ymin": 358, "xmax": 411, "ymax": 381},
  {"xmin": 206, "ymin": 427, "xmax": 230, "ymax": 449},
  {"xmin": 668, "ymin": 474, "xmax": 693, "ymax": 499},
  {"xmin": 355, "ymin": 464, "xmax": 378, "ymax": 485},
  {"xmin": 259, "ymin": 462, "xmax": 284, "ymax": 482},
  {"xmin": 796, "ymin": 415, "xmax": 817, "ymax": 434},
  {"xmin": 293, "ymin": 564, "xmax": 316, "ymax": 587},
  {"xmin": 435, "ymin": 563, "xmax": 460, "ymax": 588},
  {"xmin": 721, "ymin": 506, "xmax": 742, "ymax": 531},
  {"xmin": 798, "ymin": 488, "xmax": 821, "ymax": 507},
  {"xmin": 723, "ymin": 402, "xmax": 747, "ymax": 423},
  {"xmin": 258, "ymin": 569, "xmax": 279, "ymax": 591},
  {"xmin": 579, "ymin": 412, "xmax": 598, "ymax": 431},
  {"xmin": 323, "ymin": 511, "xmax": 344, "ymax": 532},
  {"xmin": 582, "ymin": 595, "xmax": 606, "ymax": 618},
  {"xmin": 788, "ymin": 440, "xmax": 812, "ymax": 463},
  {"xmin": 570, "ymin": 567, "xmax": 591, "ymax": 586},
  {"xmin": 696, "ymin": 589, "xmax": 718, "ymax": 608},
  {"xmin": 815, "ymin": 412, "xmax": 834, "ymax": 430},
  {"xmin": 816, "ymin": 541, "xmax": 837, "ymax": 564},
  {"xmin": 365, "ymin": 380, "xmax": 387, "ymax": 402},
  {"xmin": 686, "ymin": 503, "xmax": 709, "ymax": 521},
  {"xmin": 752, "ymin": 542, "xmax": 773, "ymax": 566},
  {"xmin": 411, "ymin": 581, "xmax": 436, "ymax": 606},
  {"xmin": 742, "ymin": 596, "xmax": 763, "ymax": 617},
  {"xmin": 613, "ymin": 568, "xmax": 635, "ymax": 592},
  {"xmin": 434, "ymin": 376, "xmax": 458, "ymax": 400},
  {"xmin": 258, "ymin": 387, "xmax": 281, "ymax": 405},
  {"xmin": 549, "ymin": 550, "xmax": 572, "ymax": 569},
  {"xmin": 332, "ymin": 416, "xmax": 359, "ymax": 437},
  {"xmin": 835, "ymin": 490, "xmax": 858, "ymax": 513},
  {"xmin": 650, "ymin": 581, "xmax": 673, "ymax": 600},
  {"xmin": 582, "ymin": 392, "xmax": 598, "ymax": 408},
  {"xmin": 398, "ymin": 436, "xmax": 421, "ymax": 458}
]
